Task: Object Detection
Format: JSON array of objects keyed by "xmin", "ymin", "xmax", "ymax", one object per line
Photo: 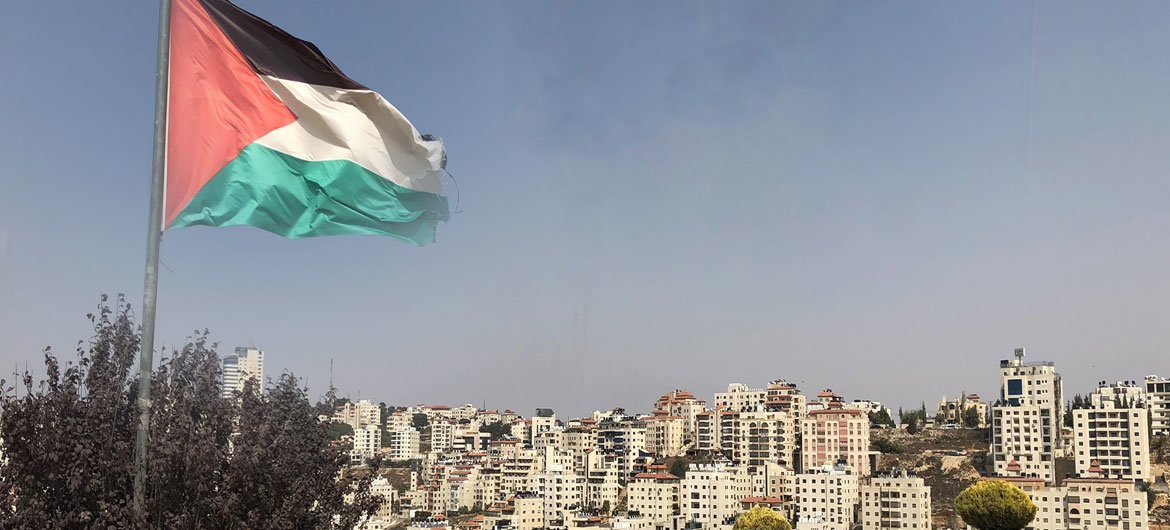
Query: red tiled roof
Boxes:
[{"xmin": 634, "ymin": 472, "xmax": 680, "ymax": 480}]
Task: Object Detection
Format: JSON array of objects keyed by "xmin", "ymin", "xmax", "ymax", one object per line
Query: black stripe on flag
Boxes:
[{"xmin": 198, "ymin": 0, "xmax": 367, "ymax": 91}]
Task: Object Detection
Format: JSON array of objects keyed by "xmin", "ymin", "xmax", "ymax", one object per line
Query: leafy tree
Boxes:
[
  {"xmin": 871, "ymin": 437, "xmax": 903, "ymax": 454},
  {"xmin": 668, "ymin": 459, "xmax": 688, "ymax": 478},
  {"xmin": 733, "ymin": 506, "xmax": 792, "ymax": 530},
  {"xmin": 956, "ymin": 480, "xmax": 1037, "ymax": 530},
  {"xmin": 0, "ymin": 295, "xmax": 382, "ymax": 529},
  {"xmin": 479, "ymin": 421, "xmax": 511, "ymax": 440},
  {"xmin": 412, "ymin": 412, "xmax": 430, "ymax": 430},
  {"xmin": 963, "ymin": 407, "xmax": 982, "ymax": 428},
  {"xmin": 868, "ymin": 409, "xmax": 895, "ymax": 427},
  {"xmin": 601, "ymin": 500, "xmax": 611, "ymax": 515},
  {"xmin": 328, "ymin": 421, "xmax": 356, "ymax": 440}
]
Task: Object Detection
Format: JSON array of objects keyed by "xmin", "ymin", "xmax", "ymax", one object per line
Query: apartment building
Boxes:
[
  {"xmin": 583, "ymin": 454, "xmax": 621, "ymax": 512},
  {"xmin": 936, "ymin": 394, "xmax": 988, "ymax": 428},
  {"xmin": 531, "ymin": 413, "xmax": 559, "ymax": 445},
  {"xmin": 563, "ymin": 426, "xmax": 598, "ymax": 474},
  {"xmin": 992, "ymin": 469, "xmax": 1149, "ymax": 530},
  {"xmin": 352, "ymin": 424, "xmax": 382, "ymax": 460},
  {"xmin": 860, "ymin": 470, "xmax": 931, "ymax": 530},
  {"xmin": 1073, "ymin": 383, "xmax": 1150, "ymax": 481},
  {"xmin": 533, "ymin": 465, "xmax": 586, "ymax": 529},
  {"xmin": 1144, "ymin": 375, "xmax": 1170, "ymax": 436},
  {"xmin": 431, "ymin": 419, "xmax": 456, "ymax": 454},
  {"xmin": 681, "ymin": 462, "xmax": 752, "ymax": 530},
  {"xmin": 795, "ymin": 464, "xmax": 859, "ymax": 530},
  {"xmin": 731, "ymin": 411, "xmax": 796, "ymax": 469},
  {"xmin": 628, "ymin": 471, "xmax": 681, "ymax": 522},
  {"xmin": 643, "ymin": 413, "xmax": 688, "ymax": 458},
  {"xmin": 991, "ymin": 348, "xmax": 1064, "ymax": 483},
  {"xmin": 801, "ymin": 397, "xmax": 871, "ymax": 477},
  {"xmin": 1090, "ymin": 381, "xmax": 1147, "ymax": 408},
  {"xmin": 596, "ymin": 422, "xmax": 648, "ymax": 478},
  {"xmin": 654, "ymin": 390, "xmax": 708, "ymax": 442},
  {"xmin": 220, "ymin": 347, "xmax": 264, "ymax": 398},
  {"xmin": 387, "ymin": 427, "xmax": 422, "ymax": 461},
  {"xmin": 765, "ymin": 381, "xmax": 807, "ymax": 425},
  {"xmin": 335, "ymin": 399, "xmax": 382, "ymax": 430},
  {"xmin": 507, "ymin": 493, "xmax": 544, "ymax": 530},
  {"xmin": 716, "ymin": 383, "xmax": 767, "ymax": 412}
]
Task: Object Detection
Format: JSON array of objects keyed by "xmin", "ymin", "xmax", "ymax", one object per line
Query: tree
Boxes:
[
  {"xmin": 733, "ymin": 507, "xmax": 792, "ymax": 530},
  {"xmin": 868, "ymin": 409, "xmax": 895, "ymax": 428},
  {"xmin": 412, "ymin": 412, "xmax": 430, "ymax": 430},
  {"xmin": 0, "ymin": 295, "xmax": 382, "ymax": 529},
  {"xmin": 963, "ymin": 407, "xmax": 982, "ymax": 429},
  {"xmin": 329, "ymin": 421, "xmax": 356, "ymax": 440},
  {"xmin": 955, "ymin": 481, "xmax": 1037, "ymax": 530},
  {"xmin": 871, "ymin": 437, "xmax": 903, "ymax": 454},
  {"xmin": 479, "ymin": 421, "xmax": 511, "ymax": 440},
  {"xmin": 668, "ymin": 459, "xmax": 689, "ymax": 478}
]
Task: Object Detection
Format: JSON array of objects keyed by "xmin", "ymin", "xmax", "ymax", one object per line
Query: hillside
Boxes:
[{"xmin": 871, "ymin": 428, "xmax": 989, "ymax": 528}]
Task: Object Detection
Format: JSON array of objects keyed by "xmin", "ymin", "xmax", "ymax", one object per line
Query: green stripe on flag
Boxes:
[{"xmin": 169, "ymin": 143, "xmax": 450, "ymax": 245}]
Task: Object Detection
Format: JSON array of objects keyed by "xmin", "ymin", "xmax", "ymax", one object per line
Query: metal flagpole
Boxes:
[{"xmin": 133, "ymin": 0, "xmax": 173, "ymax": 518}]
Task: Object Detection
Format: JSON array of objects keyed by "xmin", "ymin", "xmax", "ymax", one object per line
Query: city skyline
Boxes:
[{"xmin": 4, "ymin": 1, "xmax": 1170, "ymax": 419}]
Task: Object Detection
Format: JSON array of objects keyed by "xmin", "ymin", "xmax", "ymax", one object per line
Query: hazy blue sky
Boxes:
[{"xmin": 2, "ymin": 1, "xmax": 1169, "ymax": 417}]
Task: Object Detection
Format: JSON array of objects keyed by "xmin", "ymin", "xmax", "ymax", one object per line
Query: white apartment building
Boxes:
[
  {"xmin": 654, "ymin": 390, "xmax": 708, "ymax": 443},
  {"xmin": 335, "ymin": 399, "xmax": 381, "ymax": 430},
  {"xmin": 628, "ymin": 471, "xmax": 681, "ymax": 521},
  {"xmin": 796, "ymin": 464, "xmax": 859, "ymax": 530},
  {"xmin": 716, "ymin": 383, "xmax": 768, "ymax": 412},
  {"xmin": 531, "ymin": 414, "xmax": 558, "ymax": 445},
  {"xmin": 1144, "ymin": 375, "xmax": 1170, "ymax": 436},
  {"xmin": 508, "ymin": 493, "xmax": 544, "ymax": 530},
  {"xmin": 583, "ymin": 454, "xmax": 622, "ymax": 512},
  {"xmin": 563, "ymin": 427, "xmax": 597, "ymax": 474},
  {"xmin": 801, "ymin": 398, "xmax": 870, "ymax": 477},
  {"xmin": 991, "ymin": 348, "xmax": 1064, "ymax": 483},
  {"xmin": 353, "ymin": 424, "xmax": 382, "ymax": 460},
  {"xmin": 992, "ymin": 472, "xmax": 1148, "ymax": 530},
  {"xmin": 681, "ymin": 462, "xmax": 752, "ymax": 529},
  {"xmin": 936, "ymin": 394, "xmax": 989, "ymax": 428},
  {"xmin": 643, "ymin": 413, "xmax": 688, "ymax": 458},
  {"xmin": 1073, "ymin": 386, "xmax": 1150, "ymax": 481},
  {"xmin": 733, "ymin": 410, "xmax": 796, "ymax": 469},
  {"xmin": 765, "ymin": 381, "xmax": 807, "ymax": 424},
  {"xmin": 596, "ymin": 423, "xmax": 647, "ymax": 478},
  {"xmin": 430, "ymin": 419, "xmax": 456, "ymax": 454},
  {"xmin": 860, "ymin": 470, "xmax": 931, "ymax": 530},
  {"xmin": 220, "ymin": 347, "xmax": 263, "ymax": 398},
  {"xmin": 387, "ymin": 427, "xmax": 422, "ymax": 461},
  {"xmin": 1090, "ymin": 381, "xmax": 1147, "ymax": 408},
  {"xmin": 533, "ymin": 465, "xmax": 586, "ymax": 529}
]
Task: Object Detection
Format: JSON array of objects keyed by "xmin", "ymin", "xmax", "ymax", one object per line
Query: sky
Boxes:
[{"xmin": 1, "ymin": 1, "xmax": 1169, "ymax": 418}]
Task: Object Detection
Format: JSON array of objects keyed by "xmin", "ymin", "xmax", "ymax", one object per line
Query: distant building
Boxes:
[
  {"xmin": 220, "ymin": 347, "xmax": 263, "ymax": 398},
  {"xmin": 1145, "ymin": 375, "xmax": 1170, "ymax": 436},
  {"xmin": 715, "ymin": 383, "xmax": 768, "ymax": 413},
  {"xmin": 352, "ymin": 424, "xmax": 382, "ymax": 460},
  {"xmin": 628, "ymin": 471, "xmax": 681, "ymax": 522},
  {"xmin": 642, "ymin": 412, "xmax": 688, "ymax": 458},
  {"xmin": 681, "ymin": 462, "xmax": 752, "ymax": 529},
  {"xmin": 335, "ymin": 399, "xmax": 381, "ymax": 430},
  {"xmin": 936, "ymin": 394, "xmax": 988, "ymax": 428},
  {"xmin": 991, "ymin": 348, "xmax": 1063, "ymax": 483},
  {"xmin": 796, "ymin": 463, "xmax": 859, "ymax": 530},
  {"xmin": 988, "ymin": 465, "xmax": 1148, "ymax": 530},
  {"xmin": 801, "ymin": 393, "xmax": 870, "ymax": 477},
  {"xmin": 653, "ymin": 390, "xmax": 708, "ymax": 443},
  {"xmin": 386, "ymin": 427, "xmax": 422, "ymax": 461},
  {"xmin": 860, "ymin": 469, "xmax": 930, "ymax": 530},
  {"xmin": 765, "ymin": 381, "xmax": 807, "ymax": 424},
  {"xmin": 1072, "ymin": 382, "xmax": 1150, "ymax": 481}
]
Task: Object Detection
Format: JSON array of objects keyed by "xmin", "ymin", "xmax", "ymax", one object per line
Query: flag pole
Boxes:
[{"xmin": 133, "ymin": 0, "xmax": 172, "ymax": 518}]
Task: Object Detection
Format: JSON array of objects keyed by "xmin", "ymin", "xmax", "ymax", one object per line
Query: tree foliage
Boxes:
[
  {"xmin": 871, "ymin": 437, "xmax": 903, "ymax": 454},
  {"xmin": 0, "ymin": 295, "xmax": 382, "ymax": 529},
  {"xmin": 955, "ymin": 480, "xmax": 1037, "ymax": 530},
  {"xmin": 962, "ymin": 406, "xmax": 982, "ymax": 429},
  {"xmin": 733, "ymin": 507, "xmax": 792, "ymax": 530},
  {"xmin": 868, "ymin": 409, "xmax": 895, "ymax": 427},
  {"xmin": 412, "ymin": 412, "xmax": 430, "ymax": 431}
]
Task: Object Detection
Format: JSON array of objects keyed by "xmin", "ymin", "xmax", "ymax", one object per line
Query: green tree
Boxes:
[
  {"xmin": 412, "ymin": 412, "xmax": 430, "ymax": 430},
  {"xmin": 871, "ymin": 437, "xmax": 903, "ymax": 454},
  {"xmin": 733, "ymin": 506, "xmax": 792, "ymax": 530},
  {"xmin": 328, "ymin": 421, "xmax": 355, "ymax": 440},
  {"xmin": 956, "ymin": 481, "xmax": 1037, "ymax": 530},
  {"xmin": 868, "ymin": 409, "xmax": 895, "ymax": 427},
  {"xmin": 963, "ymin": 407, "xmax": 982, "ymax": 429},
  {"xmin": 668, "ymin": 459, "xmax": 688, "ymax": 478}
]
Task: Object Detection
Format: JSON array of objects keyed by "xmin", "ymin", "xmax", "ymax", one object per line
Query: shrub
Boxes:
[{"xmin": 956, "ymin": 480, "xmax": 1037, "ymax": 530}]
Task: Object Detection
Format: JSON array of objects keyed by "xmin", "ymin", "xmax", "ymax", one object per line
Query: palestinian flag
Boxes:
[{"xmin": 165, "ymin": 0, "xmax": 449, "ymax": 245}]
